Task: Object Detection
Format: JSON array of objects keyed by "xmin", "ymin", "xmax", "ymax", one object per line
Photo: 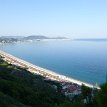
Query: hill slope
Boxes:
[{"xmin": 0, "ymin": 57, "xmax": 66, "ymax": 107}]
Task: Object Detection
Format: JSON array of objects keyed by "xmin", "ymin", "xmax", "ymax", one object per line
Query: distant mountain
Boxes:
[
  {"xmin": 23, "ymin": 35, "xmax": 67, "ymax": 40},
  {"xmin": 0, "ymin": 37, "xmax": 18, "ymax": 43},
  {"xmin": 23, "ymin": 35, "xmax": 49, "ymax": 40},
  {"xmin": 0, "ymin": 36, "xmax": 24, "ymax": 39},
  {"xmin": 0, "ymin": 35, "xmax": 67, "ymax": 43}
]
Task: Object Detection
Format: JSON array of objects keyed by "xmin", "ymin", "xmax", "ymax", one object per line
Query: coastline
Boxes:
[{"xmin": 0, "ymin": 50, "xmax": 100, "ymax": 89}]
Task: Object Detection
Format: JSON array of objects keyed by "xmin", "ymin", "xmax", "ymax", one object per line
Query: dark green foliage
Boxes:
[
  {"xmin": 0, "ymin": 59, "xmax": 66, "ymax": 107},
  {"xmin": 81, "ymin": 84, "xmax": 92, "ymax": 104},
  {"xmin": 94, "ymin": 83, "xmax": 107, "ymax": 107},
  {"xmin": 0, "ymin": 91, "xmax": 27, "ymax": 107},
  {"xmin": 0, "ymin": 57, "xmax": 107, "ymax": 107},
  {"xmin": 54, "ymin": 101, "xmax": 85, "ymax": 107},
  {"xmin": 81, "ymin": 84, "xmax": 92, "ymax": 98}
]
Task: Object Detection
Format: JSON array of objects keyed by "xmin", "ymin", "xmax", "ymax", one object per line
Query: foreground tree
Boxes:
[{"xmin": 94, "ymin": 83, "xmax": 107, "ymax": 107}]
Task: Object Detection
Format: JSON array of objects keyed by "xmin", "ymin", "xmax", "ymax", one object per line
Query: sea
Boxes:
[{"xmin": 0, "ymin": 39, "xmax": 107, "ymax": 85}]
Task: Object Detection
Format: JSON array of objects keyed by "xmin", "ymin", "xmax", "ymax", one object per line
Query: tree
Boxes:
[{"xmin": 95, "ymin": 83, "xmax": 107, "ymax": 107}]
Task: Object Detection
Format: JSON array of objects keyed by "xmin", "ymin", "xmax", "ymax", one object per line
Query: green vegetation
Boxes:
[
  {"xmin": 0, "ymin": 57, "xmax": 107, "ymax": 107},
  {"xmin": 0, "ymin": 57, "xmax": 66, "ymax": 107}
]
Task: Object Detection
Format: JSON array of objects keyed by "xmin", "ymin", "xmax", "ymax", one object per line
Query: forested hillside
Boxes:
[
  {"xmin": 0, "ymin": 56, "xmax": 107, "ymax": 107},
  {"xmin": 0, "ymin": 57, "xmax": 67, "ymax": 107}
]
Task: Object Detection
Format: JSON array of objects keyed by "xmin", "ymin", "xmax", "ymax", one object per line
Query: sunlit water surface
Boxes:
[{"xmin": 1, "ymin": 40, "xmax": 107, "ymax": 85}]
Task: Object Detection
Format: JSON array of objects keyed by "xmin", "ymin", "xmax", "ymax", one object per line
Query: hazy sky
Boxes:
[{"xmin": 0, "ymin": 0, "xmax": 107, "ymax": 38}]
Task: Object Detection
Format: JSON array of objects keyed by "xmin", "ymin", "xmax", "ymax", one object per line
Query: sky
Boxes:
[{"xmin": 0, "ymin": 0, "xmax": 107, "ymax": 38}]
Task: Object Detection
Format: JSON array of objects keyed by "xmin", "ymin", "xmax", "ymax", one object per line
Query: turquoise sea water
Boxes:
[{"xmin": 0, "ymin": 40, "xmax": 107, "ymax": 85}]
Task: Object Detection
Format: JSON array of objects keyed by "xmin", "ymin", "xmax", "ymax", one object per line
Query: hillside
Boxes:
[
  {"xmin": 0, "ymin": 35, "xmax": 67, "ymax": 43},
  {"xmin": 23, "ymin": 35, "xmax": 49, "ymax": 40},
  {"xmin": 0, "ymin": 56, "xmax": 107, "ymax": 107},
  {"xmin": 0, "ymin": 57, "xmax": 66, "ymax": 107}
]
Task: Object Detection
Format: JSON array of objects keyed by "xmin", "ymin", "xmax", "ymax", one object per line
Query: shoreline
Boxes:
[{"xmin": 0, "ymin": 50, "xmax": 100, "ymax": 89}]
